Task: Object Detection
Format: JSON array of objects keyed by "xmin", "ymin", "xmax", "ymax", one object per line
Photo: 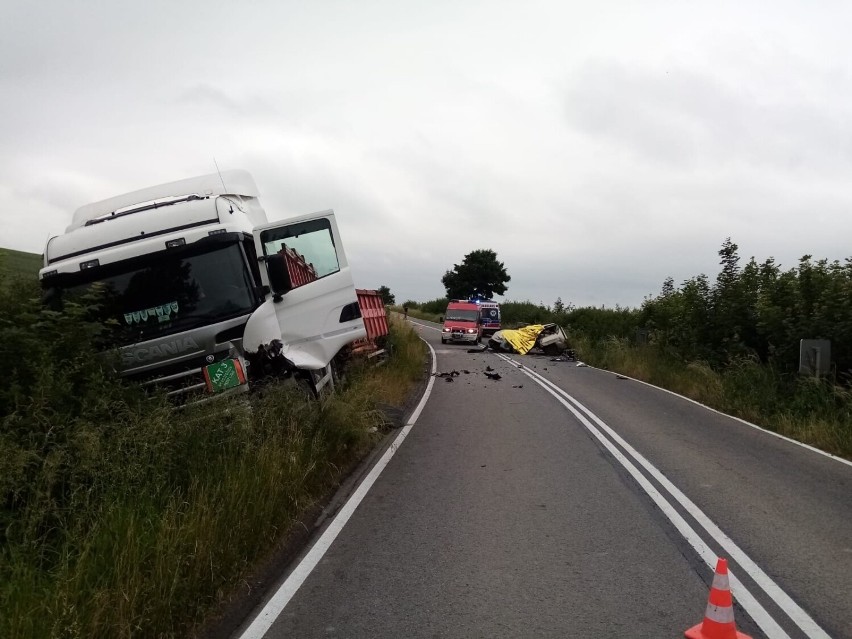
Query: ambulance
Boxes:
[{"xmin": 476, "ymin": 300, "xmax": 501, "ymax": 336}]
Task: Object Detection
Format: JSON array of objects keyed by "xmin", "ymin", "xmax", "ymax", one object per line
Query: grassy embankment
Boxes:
[
  {"xmin": 398, "ymin": 307, "xmax": 442, "ymax": 323},
  {"xmin": 0, "ymin": 248, "xmax": 42, "ymax": 279},
  {"xmin": 0, "ymin": 260, "xmax": 428, "ymax": 639}
]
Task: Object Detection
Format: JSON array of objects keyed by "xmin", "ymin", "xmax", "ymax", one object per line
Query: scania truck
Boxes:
[{"xmin": 39, "ymin": 169, "xmax": 367, "ymax": 400}]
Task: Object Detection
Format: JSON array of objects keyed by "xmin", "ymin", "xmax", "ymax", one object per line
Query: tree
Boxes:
[
  {"xmin": 376, "ymin": 285, "xmax": 395, "ymax": 306},
  {"xmin": 441, "ymin": 249, "xmax": 510, "ymax": 300},
  {"xmin": 552, "ymin": 297, "xmax": 574, "ymax": 317}
]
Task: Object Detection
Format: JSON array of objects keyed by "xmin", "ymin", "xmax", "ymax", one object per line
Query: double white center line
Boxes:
[{"xmin": 497, "ymin": 353, "xmax": 831, "ymax": 639}]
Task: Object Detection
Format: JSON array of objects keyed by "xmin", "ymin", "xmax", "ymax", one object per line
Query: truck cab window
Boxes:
[{"xmin": 260, "ymin": 218, "xmax": 340, "ymax": 288}]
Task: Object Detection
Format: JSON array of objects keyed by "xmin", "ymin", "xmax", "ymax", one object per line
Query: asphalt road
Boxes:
[{"xmin": 234, "ymin": 318, "xmax": 852, "ymax": 639}]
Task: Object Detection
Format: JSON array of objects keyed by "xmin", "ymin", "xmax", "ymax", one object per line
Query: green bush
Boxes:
[
  {"xmin": 641, "ymin": 241, "xmax": 852, "ymax": 373},
  {"xmin": 500, "ymin": 300, "xmax": 557, "ymax": 326},
  {"xmin": 419, "ymin": 297, "xmax": 449, "ymax": 315}
]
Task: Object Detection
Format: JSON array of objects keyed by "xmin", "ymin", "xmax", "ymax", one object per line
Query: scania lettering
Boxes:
[
  {"xmin": 40, "ymin": 170, "xmax": 367, "ymax": 400},
  {"xmin": 123, "ymin": 337, "xmax": 201, "ymax": 366}
]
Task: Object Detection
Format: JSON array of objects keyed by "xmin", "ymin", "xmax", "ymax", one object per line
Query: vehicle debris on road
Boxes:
[{"xmin": 549, "ymin": 350, "xmax": 578, "ymax": 362}]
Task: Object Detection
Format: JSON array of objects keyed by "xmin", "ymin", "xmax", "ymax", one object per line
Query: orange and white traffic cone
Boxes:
[{"xmin": 685, "ymin": 558, "xmax": 752, "ymax": 639}]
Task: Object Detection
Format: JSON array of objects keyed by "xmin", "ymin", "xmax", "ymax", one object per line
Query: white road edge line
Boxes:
[
  {"xmin": 237, "ymin": 341, "xmax": 438, "ymax": 639},
  {"xmin": 591, "ymin": 366, "xmax": 852, "ymax": 468},
  {"xmin": 500, "ymin": 354, "xmax": 832, "ymax": 639},
  {"xmin": 409, "ymin": 319, "xmax": 441, "ymax": 333}
]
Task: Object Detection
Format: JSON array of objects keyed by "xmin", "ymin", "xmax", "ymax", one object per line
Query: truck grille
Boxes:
[{"xmin": 127, "ymin": 352, "xmax": 233, "ymax": 401}]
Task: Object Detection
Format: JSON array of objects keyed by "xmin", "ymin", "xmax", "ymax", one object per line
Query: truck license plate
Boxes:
[{"xmin": 204, "ymin": 359, "xmax": 245, "ymax": 392}]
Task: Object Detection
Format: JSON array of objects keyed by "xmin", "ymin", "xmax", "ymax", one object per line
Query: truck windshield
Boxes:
[
  {"xmin": 43, "ymin": 242, "xmax": 256, "ymax": 343},
  {"xmin": 446, "ymin": 309, "xmax": 479, "ymax": 322}
]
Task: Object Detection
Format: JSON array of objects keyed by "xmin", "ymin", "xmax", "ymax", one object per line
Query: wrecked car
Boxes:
[{"xmin": 488, "ymin": 323, "xmax": 570, "ymax": 356}]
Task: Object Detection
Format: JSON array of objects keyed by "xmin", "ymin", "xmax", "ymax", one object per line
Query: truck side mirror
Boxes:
[
  {"xmin": 265, "ymin": 254, "xmax": 293, "ymax": 302},
  {"xmin": 438, "ymin": 315, "xmax": 444, "ymax": 323}
]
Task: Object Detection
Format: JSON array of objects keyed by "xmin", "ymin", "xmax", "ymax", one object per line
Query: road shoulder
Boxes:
[{"xmin": 198, "ymin": 345, "xmax": 434, "ymax": 639}]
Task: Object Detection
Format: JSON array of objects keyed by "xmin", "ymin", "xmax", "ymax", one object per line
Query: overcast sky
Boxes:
[{"xmin": 2, "ymin": 0, "xmax": 851, "ymax": 308}]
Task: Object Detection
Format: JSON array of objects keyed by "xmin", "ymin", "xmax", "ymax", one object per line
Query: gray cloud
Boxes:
[
  {"xmin": 173, "ymin": 85, "xmax": 272, "ymax": 117},
  {"xmin": 564, "ymin": 59, "xmax": 852, "ymax": 173},
  {"xmin": 4, "ymin": 1, "xmax": 852, "ymax": 309}
]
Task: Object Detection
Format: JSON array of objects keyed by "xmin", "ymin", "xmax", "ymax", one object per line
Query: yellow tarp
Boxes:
[{"xmin": 500, "ymin": 324, "xmax": 545, "ymax": 355}]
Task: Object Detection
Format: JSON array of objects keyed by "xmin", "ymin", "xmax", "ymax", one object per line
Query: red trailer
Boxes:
[
  {"xmin": 280, "ymin": 245, "xmax": 319, "ymax": 287},
  {"xmin": 349, "ymin": 288, "xmax": 390, "ymax": 358},
  {"xmin": 357, "ymin": 288, "xmax": 389, "ymax": 340}
]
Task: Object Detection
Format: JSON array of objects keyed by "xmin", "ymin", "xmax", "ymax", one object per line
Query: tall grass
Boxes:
[
  {"xmin": 1, "ymin": 270, "xmax": 428, "ymax": 639},
  {"xmin": 392, "ymin": 306, "xmax": 442, "ymax": 323},
  {"xmin": 363, "ymin": 315, "xmax": 430, "ymax": 404}
]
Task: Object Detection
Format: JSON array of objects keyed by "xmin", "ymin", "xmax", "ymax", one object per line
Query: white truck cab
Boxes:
[{"xmin": 39, "ymin": 170, "xmax": 367, "ymax": 399}]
